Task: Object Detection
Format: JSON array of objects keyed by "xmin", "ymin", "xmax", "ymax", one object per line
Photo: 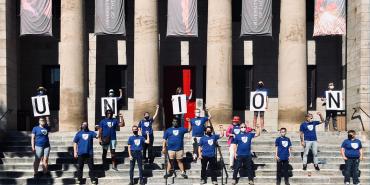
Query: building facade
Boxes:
[{"xmin": 0, "ymin": 0, "xmax": 369, "ymax": 132}]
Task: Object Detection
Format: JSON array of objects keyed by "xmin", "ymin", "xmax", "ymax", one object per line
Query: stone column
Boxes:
[
  {"xmin": 133, "ymin": 0, "xmax": 159, "ymax": 129},
  {"xmin": 59, "ymin": 0, "xmax": 86, "ymax": 131},
  {"xmin": 278, "ymin": 0, "xmax": 307, "ymax": 131},
  {"xmin": 206, "ymin": 0, "xmax": 232, "ymax": 125}
]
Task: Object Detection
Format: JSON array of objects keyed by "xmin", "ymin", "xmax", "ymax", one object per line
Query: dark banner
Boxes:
[
  {"xmin": 20, "ymin": 0, "xmax": 52, "ymax": 36},
  {"xmin": 95, "ymin": 0, "xmax": 126, "ymax": 35},
  {"xmin": 241, "ymin": 0, "xmax": 272, "ymax": 36},
  {"xmin": 167, "ymin": 0, "xmax": 198, "ymax": 37}
]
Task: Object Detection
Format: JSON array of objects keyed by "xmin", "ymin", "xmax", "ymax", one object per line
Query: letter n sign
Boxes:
[
  {"xmin": 325, "ymin": 91, "xmax": 344, "ymax": 110},
  {"xmin": 172, "ymin": 94, "xmax": 187, "ymax": 115},
  {"xmin": 31, "ymin": 95, "xmax": 50, "ymax": 117},
  {"xmin": 101, "ymin": 97, "xmax": 118, "ymax": 117},
  {"xmin": 250, "ymin": 91, "xmax": 267, "ymax": 111}
]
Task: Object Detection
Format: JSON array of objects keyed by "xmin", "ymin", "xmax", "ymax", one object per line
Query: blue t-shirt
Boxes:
[
  {"xmin": 275, "ymin": 136, "xmax": 292, "ymax": 161},
  {"xmin": 73, "ymin": 131, "xmax": 97, "ymax": 156},
  {"xmin": 138, "ymin": 118, "xmax": 154, "ymax": 136},
  {"xmin": 163, "ymin": 127, "xmax": 188, "ymax": 151},
  {"xmin": 233, "ymin": 132, "xmax": 256, "ymax": 157},
  {"xmin": 299, "ymin": 121, "xmax": 320, "ymax": 141},
  {"xmin": 341, "ymin": 139, "xmax": 362, "ymax": 158},
  {"xmin": 190, "ymin": 117, "xmax": 208, "ymax": 137},
  {"xmin": 99, "ymin": 118, "xmax": 119, "ymax": 140},
  {"xmin": 199, "ymin": 134, "xmax": 220, "ymax": 157},
  {"xmin": 256, "ymin": 87, "xmax": 268, "ymax": 96},
  {"xmin": 128, "ymin": 135, "xmax": 146, "ymax": 151},
  {"xmin": 32, "ymin": 125, "xmax": 50, "ymax": 147}
]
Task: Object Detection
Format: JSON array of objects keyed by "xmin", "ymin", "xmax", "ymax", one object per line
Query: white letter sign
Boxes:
[
  {"xmin": 101, "ymin": 97, "xmax": 118, "ymax": 117},
  {"xmin": 31, "ymin": 95, "xmax": 50, "ymax": 117},
  {"xmin": 172, "ymin": 94, "xmax": 187, "ymax": 115},
  {"xmin": 250, "ymin": 91, "xmax": 267, "ymax": 111},
  {"xmin": 325, "ymin": 91, "xmax": 344, "ymax": 110}
]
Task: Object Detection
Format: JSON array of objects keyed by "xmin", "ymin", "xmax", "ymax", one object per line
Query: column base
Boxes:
[
  {"xmin": 207, "ymin": 107, "xmax": 232, "ymax": 127},
  {"xmin": 278, "ymin": 109, "xmax": 306, "ymax": 131}
]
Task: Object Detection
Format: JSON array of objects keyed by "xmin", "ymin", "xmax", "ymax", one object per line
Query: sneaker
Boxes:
[
  {"xmin": 231, "ymin": 180, "xmax": 237, "ymax": 185},
  {"xmin": 112, "ymin": 166, "xmax": 119, "ymax": 171},
  {"xmin": 163, "ymin": 172, "xmax": 173, "ymax": 178},
  {"xmin": 229, "ymin": 165, "xmax": 234, "ymax": 170},
  {"xmin": 128, "ymin": 182, "xmax": 134, "ymax": 185},
  {"xmin": 200, "ymin": 179, "xmax": 206, "ymax": 184},
  {"xmin": 303, "ymin": 164, "xmax": 307, "ymax": 171},
  {"xmin": 249, "ymin": 180, "xmax": 254, "ymax": 185},
  {"xmin": 212, "ymin": 181, "xmax": 218, "ymax": 185},
  {"xmin": 180, "ymin": 172, "xmax": 188, "ymax": 179},
  {"xmin": 76, "ymin": 179, "xmax": 82, "ymax": 184},
  {"xmin": 284, "ymin": 179, "xmax": 290, "ymax": 185},
  {"xmin": 91, "ymin": 179, "xmax": 97, "ymax": 184},
  {"xmin": 345, "ymin": 183, "xmax": 350, "ymax": 185},
  {"xmin": 314, "ymin": 164, "xmax": 320, "ymax": 171},
  {"xmin": 262, "ymin": 129, "xmax": 268, "ymax": 133}
]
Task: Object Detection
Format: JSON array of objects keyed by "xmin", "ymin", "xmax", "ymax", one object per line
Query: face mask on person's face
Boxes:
[
  {"xmin": 348, "ymin": 134, "xmax": 355, "ymax": 140},
  {"xmin": 144, "ymin": 115, "xmax": 150, "ymax": 120},
  {"xmin": 133, "ymin": 130, "xmax": 138, "ymax": 135},
  {"xmin": 109, "ymin": 93, "xmax": 114, "ymax": 97},
  {"xmin": 258, "ymin": 84, "xmax": 263, "ymax": 88},
  {"xmin": 39, "ymin": 120, "xmax": 46, "ymax": 126},
  {"xmin": 172, "ymin": 121, "xmax": 179, "ymax": 128},
  {"xmin": 38, "ymin": 91, "xmax": 44, "ymax": 95},
  {"xmin": 329, "ymin": 85, "xmax": 334, "ymax": 90},
  {"xmin": 240, "ymin": 127, "xmax": 246, "ymax": 132},
  {"xmin": 206, "ymin": 130, "xmax": 212, "ymax": 136},
  {"xmin": 195, "ymin": 112, "xmax": 200, "ymax": 117},
  {"xmin": 82, "ymin": 124, "xmax": 88, "ymax": 131}
]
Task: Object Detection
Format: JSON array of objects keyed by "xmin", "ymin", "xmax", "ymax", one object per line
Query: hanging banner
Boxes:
[
  {"xmin": 249, "ymin": 91, "xmax": 267, "ymax": 111},
  {"xmin": 172, "ymin": 94, "xmax": 187, "ymax": 115},
  {"xmin": 20, "ymin": 0, "xmax": 52, "ymax": 36},
  {"xmin": 101, "ymin": 97, "xmax": 118, "ymax": 117},
  {"xmin": 31, "ymin": 95, "xmax": 50, "ymax": 117},
  {"xmin": 313, "ymin": 0, "xmax": 346, "ymax": 36},
  {"xmin": 167, "ymin": 0, "xmax": 198, "ymax": 37},
  {"xmin": 95, "ymin": 0, "xmax": 126, "ymax": 35},
  {"xmin": 241, "ymin": 0, "xmax": 272, "ymax": 36},
  {"xmin": 325, "ymin": 91, "xmax": 344, "ymax": 110}
]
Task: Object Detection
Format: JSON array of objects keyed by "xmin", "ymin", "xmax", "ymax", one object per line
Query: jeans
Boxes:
[
  {"xmin": 344, "ymin": 158, "xmax": 360, "ymax": 184},
  {"xmin": 77, "ymin": 154, "xmax": 95, "ymax": 181},
  {"xmin": 233, "ymin": 156, "xmax": 253, "ymax": 181},
  {"xmin": 143, "ymin": 134, "xmax": 154, "ymax": 163},
  {"xmin": 303, "ymin": 141, "xmax": 318, "ymax": 165},
  {"xmin": 201, "ymin": 156, "xmax": 217, "ymax": 182},
  {"xmin": 276, "ymin": 160, "xmax": 289, "ymax": 182},
  {"xmin": 130, "ymin": 150, "xmax": 143, "ymax": 183},
  {"xmin": 325, "ymin": 110, "xmax": 337, "ymax": 130}
]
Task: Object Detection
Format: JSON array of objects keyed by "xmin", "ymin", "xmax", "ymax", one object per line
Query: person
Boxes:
[
  {"xmin": 187, "ymin": 109, "xmax": 211, "ymax": 161},
  {"xmin": 253, "ymin": 81, "xmax": 269, "ymax": 133},
  {"xmin": 108, "ymin": 88, "xmax": 123, "ymax": 101},
  {"xmin": 198, "ymin": 125, "xmax": 224, "ymax": 185},
  {"xmin": 31, "ymin": 117, "xmax": 51, "ymax": 178},
  {"xmin": 275, "ymin": 128, "xmax": 292, "ymax": 185},
  {"xmin": 128, "ymin": 125, "xmax": 150, "ymax": 185},
  {"xmin": 226, "ymin": 116, "xmax": 242, "ymax": 170},
  {"xmin": 73, "ymin": 122, "xmax": 98, "ymax": 184},
  {"xmin": 162, "ymin": 119, "xmax": 190, "ymax": 179},
  {"xmin": 35, "ymin": 86, "xmax": 51, "ymax": 124},
  {"xmin": 231, "ymin": 123, "xmax": 261, "ymax": 185},
  {"xmin": 172, "ymin": 87, "xmax": 192, "ymax": 127},
  {"xmin": 98, "ymin": 109, "xmax": 125, "ymax": 170},
  {"xmin": 321, "ymin": 82, "xmax": 338, "ymax": 131},
  {"xmin": 138, "ymin": 105, "xmax": 159, "ymax": 164},
  {"xmin": 341, "ymin": 130, "xmax": 363, "ymax": 185},
  {"xmin": 299, "ymin": 112, "xmax": 324, "ymax": 171}
]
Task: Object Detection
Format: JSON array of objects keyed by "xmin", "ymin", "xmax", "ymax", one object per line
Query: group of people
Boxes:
[{"xmin": 30, "ymin": 85, "xmax": 363, "ymax": 185}]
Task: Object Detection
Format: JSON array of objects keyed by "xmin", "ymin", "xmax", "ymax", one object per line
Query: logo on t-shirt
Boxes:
[
  {"xmin": 173, "ymin": 130, "xmax": 179, "ymax": 136},
  {"xmin": 134, "ymin": 139, "xmax": 141, "ymax": 146},
  {"xmin": 241, "ymin": 136, "xmax": 248, "ymax": 143},
  {"xmin": 82, "ymin": 134, "xmax": 89, "ymax": 140},
  {"xmin": 41, "ymin": 129, "xmax": 48, "ymax": 135},
  {"xmin": 195, "ymin": 120, "xmax": 201, "ymax": 126},
  {"xmin": 351, "ymin": 143, "xmax": 359, "ymax": 149},
  {"xmin": 208, "ymin": 139, "xmax": 214, "ymax": 146},
  {"xmin": 234, "ymin": 129, "xmax": 241, "ymax": 135},
  {"xmin": 107, "ymin": 122, "xmax": 113, "ymax": 128},
  {"xmin": 281, "ymin": 140, "xmax": 288, "ymax": 148},
  {"xmin": 307, "ymin": 125, "xmax": 314, "ymax": 131},
  {"xmin": 144, "ymin": 122, "xmax": 150, "ymax": 127}
]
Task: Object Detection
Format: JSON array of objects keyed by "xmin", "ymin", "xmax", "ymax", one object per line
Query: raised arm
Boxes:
[
  {"xmin": 153, "ymin": 105, "xmax": 160, "ymax": 120},
  {"xmin": 188, "ymin": 89, "xmax": 193, "ymax": 100},
  {"xmin": 118, "ymin": 88, "xmax": 123, "ymax": 99},
  {"xmin": 317, "ymin": 112, "xmax": 324, "ymax": 123}
]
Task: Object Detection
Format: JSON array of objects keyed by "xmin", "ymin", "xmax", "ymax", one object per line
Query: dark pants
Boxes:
[
  {"xmin": 143, "ymin": 134, "xmax": 154, "ymax": 163},
  {"xmin": 325, "ymin": 110, "xmax": 337, "ymax": 130},
  {"xmin": 276, "ymin": 160, "xmax": 289, "ymax": 182},
  {"xmin": 233, "ymin": 156, "xmax": 253, "ymax": 181},
  {"xmin": 77, "ymin": 154, "xmax": 95, "ymax": 181},
  {"xmin": 344, "ymin": 158, "xmax": 360, "ymax": 184},
  {"xmin": 201, "ymin": 156, "xmax": 218, "ymax": 182},
  {"xmin": 130, "ymin": 150, "xmax": 144, "ymax": 183}
]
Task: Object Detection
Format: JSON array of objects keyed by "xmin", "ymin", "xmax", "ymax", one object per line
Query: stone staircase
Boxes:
[{"xmin": 0, "ymin": 130, "xmax": 369, "ymax": 185}]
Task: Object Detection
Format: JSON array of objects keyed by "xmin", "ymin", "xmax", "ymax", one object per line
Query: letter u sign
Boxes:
[
  {"xmin": 250, "ymin": 91, "xmax": 267, "ymax": 111},
  {"xmin": 31, "ymin": 95, "xmax": 50, "ymax": 117}
]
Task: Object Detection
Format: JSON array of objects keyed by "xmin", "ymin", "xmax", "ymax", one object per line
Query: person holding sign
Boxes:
[
  {"xmin": 198, "ymin": 126, "xmax": 224, "ymax": 185},
  {"xmin": 34, "ymin": 86, "xmax": 51, "ymax": 124},
  {"xmin": 186, "ymin": 109, "xmax": 211, "ymax": 161},
  {"xmin": 138, "ymin": 105, "xmax": 159, "ymax": 164},
  {"xmin": 128, "ymin": 125, "xmax": 150, "ymax": 185},
  {"xmin": 31, "ymin": 117, "xmax": 51, "ymax": 178},
  {"xmin": 73, "ymin": 122, "xmax": 98, "ymax": 184},
  {"xmin": 253, "ymin": 81, "xmax": 269, "ymax": 133},
  {"xmin": 162, "ymin": 119, "xmax": 190, "ymax": 179},
  {"xmin": 275, "ymin": 128, "xmax": 292, "ymax": 185},
  {"xmin": 231, "ymin": 123, "xmax": 261, "ymax": 185},
  {"xmin": 299, "ymin": 112, "xmax": 324, "ymax": 171},
  {"xmin": 172, "ymin": 87, "xmax": 192, "ymax": 127},
  {"xmin": 98, "ymin": 109, "xmax": 125, "ymax": 171},
  {"xmin": 320, "ymin": 82, "xmax": 339, "ymax": 131},
  {"xmin": 108, "ymin": 88, "xmax": 123, "ymax": 101},
  {"xmin": 341, "ymin": 130, "xmax": 363, "ymax": 185}
]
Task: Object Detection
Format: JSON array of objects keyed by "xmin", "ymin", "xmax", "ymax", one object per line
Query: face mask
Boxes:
[
  {"xmin": 329, "ymin": 86, "xmax": 334, "ymax": 90},
  {"xmin": 109, "ymin": 93, "xmax": 114, "ymax": 97},
  {"xmin": 348, "ymin": 134, "xmax": 354, "ymax": 140},
  {"xmin": 258, "ymin": 84, "xmax": 263, "ymax": 88},
  {"xmin": 195, "ymin": 113, "xmax": 200, "ymax": 117},
  {"xmin": 40, "ymin": 122, "xmax": 46, "ymax": 127},
  {"xmin": 172, "ymin": 122, "xmax": 179, "ymax": 128},
  {"xmin": 206, "ymin": 131, "xmax": 212, "ymax": 136},
  {"xmin": 240, "ymin": 128, "xmax": 246, "ymax": 132},
  {"xmin": 82, "ymin": 125, "xmax": 88, "ymax": 130},
  {"xmin": 38, "ymin": 91, "xmax": 44, "ymax": 95},
  {"xmin": 144, "ymin": 116, "xmax": 150, "ymax": 120},
  {"xmin": 133, "ymin": 131, "xmax": 138, "ymax": 135}
]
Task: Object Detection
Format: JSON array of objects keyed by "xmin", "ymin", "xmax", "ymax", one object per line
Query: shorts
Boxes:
[
  {"xmin": 35, "ymin": 146, "xmax": 50, "ymax": 160},
  {"xmin": 168, "ymin": 150, "xmax": 184, "ymax": 160},
  {"xmin": 102, "ymin": 140, "xmax": 117, "ymax": 150},
  {"xmin": 254, "ymin": 111, "xmax": 265, "ymax": 117}
]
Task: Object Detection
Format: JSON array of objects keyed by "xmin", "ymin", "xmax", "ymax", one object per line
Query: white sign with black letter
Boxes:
[
  {"xmin": 172, "ymin": 94, "xmax": 187, "ymax": 115},
  {"xmin": 250, "ymin": 91, "xmax": 267, "ymax": 111},
  {"xmin": 325, "ymin": 91, "xmax": 344, "ymax": 110},
  {"xmin": 31, "ymin": 95, "xmax": 50, "ymax": 117},
  {"xmin": 101, "ymin": 97, "xmax": 118, "ymax": 117}
]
